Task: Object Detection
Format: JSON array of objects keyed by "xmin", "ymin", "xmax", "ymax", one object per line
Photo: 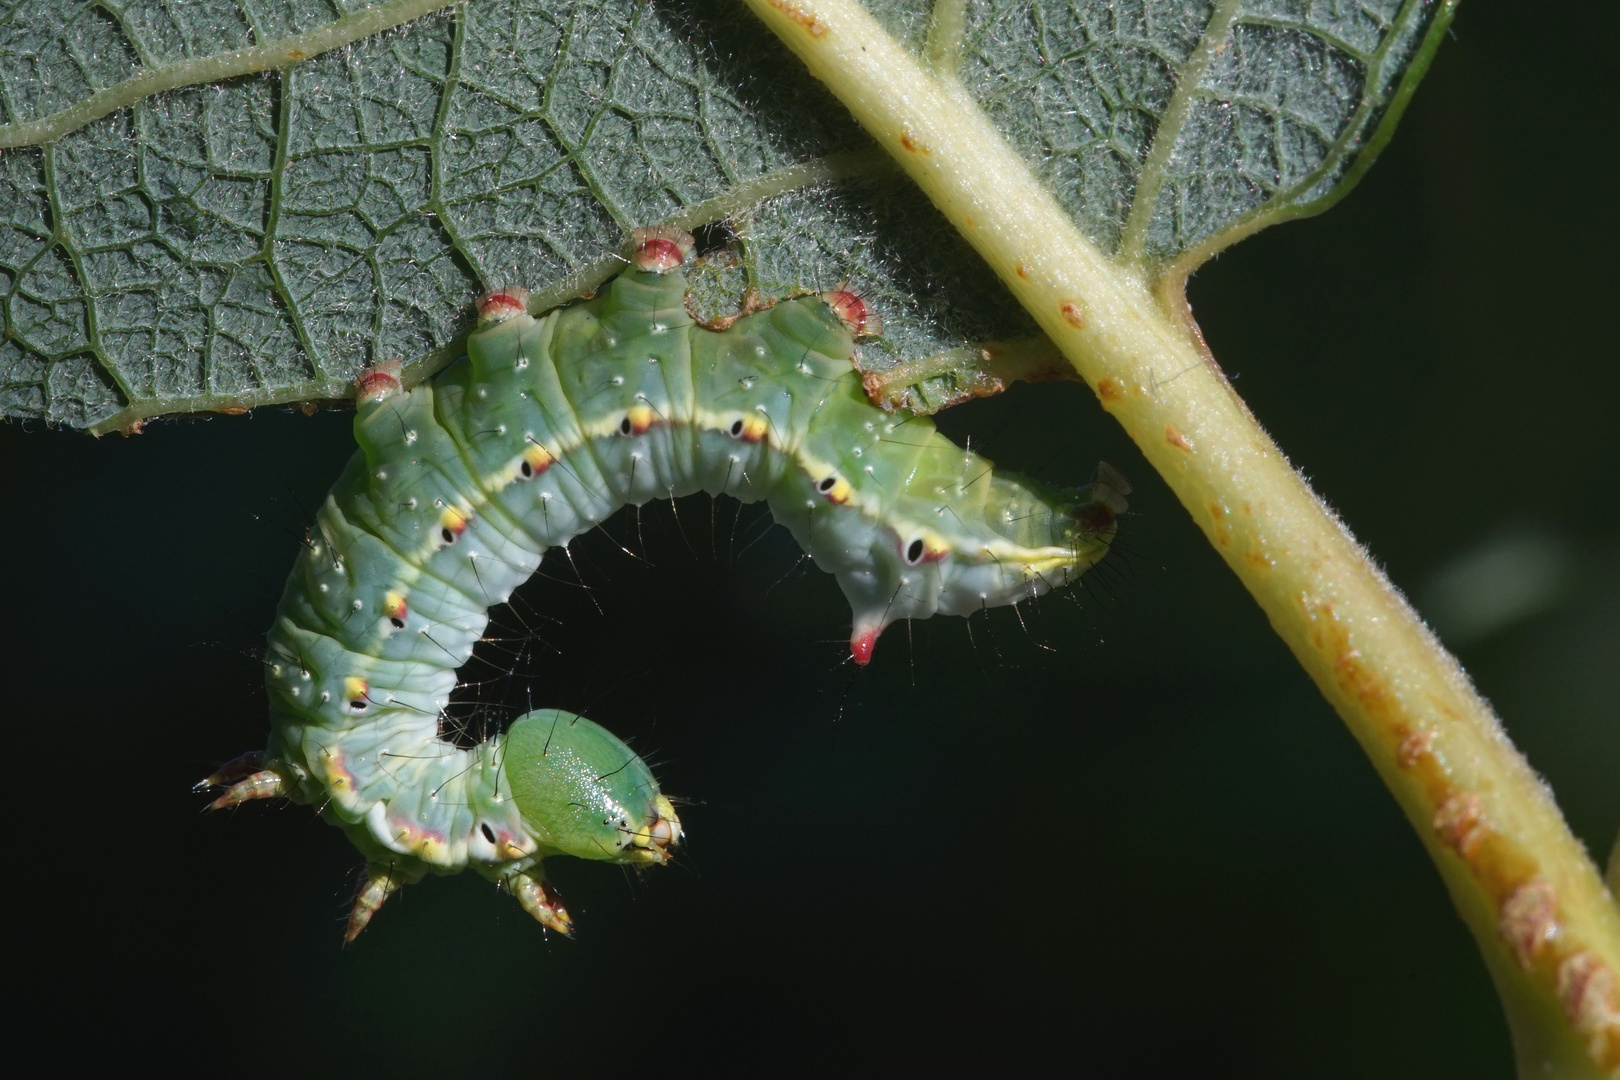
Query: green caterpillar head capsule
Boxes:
[{"xmin": 502, "ymin": 709, "xmax": 681, "ymax": 866}]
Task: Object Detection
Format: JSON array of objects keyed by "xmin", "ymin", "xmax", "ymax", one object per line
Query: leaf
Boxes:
[
  {"xmin": 959, "ymin": 0, "xmax": 1445, "ymax": 274},
  {"xmin": 0, "ymin": 0, "xmax": 1447, "ymax": 431}
]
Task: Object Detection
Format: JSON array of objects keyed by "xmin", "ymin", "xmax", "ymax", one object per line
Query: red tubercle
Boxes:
[
  {"xmin": 636, "ymin": 239, "xmax": 686, "ymax": 272},
  {"xmin": 355, "ymin": 359, "xmax": 403, "ymax": 403},
  {"xmin": 477, "ymin": 287, "xmax": 530, "ymax": 325},
  {"xmin": 821, "ymin": 289, "xmax": 883, "ymax": 337},
  {"xmin": 630, "ymin": 226, "xmax": 695, "ymax": 273}
]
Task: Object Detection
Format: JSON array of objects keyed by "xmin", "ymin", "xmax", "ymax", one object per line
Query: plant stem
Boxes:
[{"xmin": 740, "ymin": 0, "xmax": 1620, "ymax": 1071}]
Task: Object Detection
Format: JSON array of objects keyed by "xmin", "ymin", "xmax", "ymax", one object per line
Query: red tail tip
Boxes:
[{"xmin": 850, "ymin": 628, "xmax": 879, "ymax": 666}]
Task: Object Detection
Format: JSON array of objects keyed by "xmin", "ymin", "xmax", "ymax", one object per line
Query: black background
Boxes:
[{"xmin": 4, "ymin": 5, "xmax": 1616, "ymax": 1076}]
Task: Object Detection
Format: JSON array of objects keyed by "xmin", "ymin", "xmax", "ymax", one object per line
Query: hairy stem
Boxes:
[{"xmin": 740, "ymin": 0, "xmax": 1620, "ymax": 1072}]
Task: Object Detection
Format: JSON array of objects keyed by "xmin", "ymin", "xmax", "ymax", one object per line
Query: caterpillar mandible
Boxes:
[{"xmin": 200, "ymin": 227, "xmax": 1128, "ymax": 942}]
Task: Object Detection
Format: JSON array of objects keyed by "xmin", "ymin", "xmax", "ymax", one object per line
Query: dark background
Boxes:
[{"xmin": 4, "ymin": 5, "xmax": 1615, "ymax": 1076}]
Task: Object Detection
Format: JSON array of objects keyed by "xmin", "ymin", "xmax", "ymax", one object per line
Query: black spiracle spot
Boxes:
[
  {"xmin": 480, "ymin": 823, "xmax": 496, "ymax": 843},
  {"xmin": 520, "ymin": 461, "xmax": 533, "ymax": 478},
  {"xmin": 389, "ymin": 616, "xmax": 406, "ymax": 629},
  {"xmin": 619, "ymin": 417, "xmax": 634, "ymax": 436},
  {"xmin": 817, "ymin": 476, "xmax": 837, "ymax": 493},
  {"xmin": 905, "ymin": 538, "xmax": 925, "ymax": 564},
  {"xmin": 349, "ymin": 699, "xmax": 367, "ymax": 711},
  {"xmin": 441, "ymin": 527, "xmax": 456, "ymax": 544},
  {"xmin": 729, "ymin": 419, "xmax": 744, "ymax": 437}
]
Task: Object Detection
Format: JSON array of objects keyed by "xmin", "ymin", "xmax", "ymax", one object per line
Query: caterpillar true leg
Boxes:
[
  {"xmin": 195, "ymin": 750, "xmax": 268, "ymax": 789},
  {"xmin": 207, "ymin": 226, "xmax": 1117, "ymax": 941},
  {"xmin": 203, "ymin": 769, "xmax": 286, "ymax": 811},
  {"xmin": 197, "ymin": 750, "xmax": 288, "ymax": 810},
  {"xmin": 504, "ymin": 867, "xmax": 576, "ymax": 937},
  {"xmin": 346, "ymin": 866, "xmax": 405, "ymax": 945}
]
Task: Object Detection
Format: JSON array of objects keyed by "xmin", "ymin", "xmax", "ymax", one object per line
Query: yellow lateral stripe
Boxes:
[{"xmin": 467, "ymin": 416, "xmax": 1088, "ymax": 571}]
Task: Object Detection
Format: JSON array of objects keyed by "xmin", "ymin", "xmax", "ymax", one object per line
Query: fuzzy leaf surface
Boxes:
[{"xmin": 0, "ymin": 0, "xmax": 1446, "ymax": 429}]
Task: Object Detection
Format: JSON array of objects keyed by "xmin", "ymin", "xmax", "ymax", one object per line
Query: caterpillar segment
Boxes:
[{"xmin": 206, "ymin": 226, "xmax": 1117, "ymax": 940}]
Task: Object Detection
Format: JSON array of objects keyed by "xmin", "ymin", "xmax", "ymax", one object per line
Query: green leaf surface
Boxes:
[
  {"xmin": 963, "ymin": 0, "xmax": 1444, "ymax": 270},
  {"xmin": 0, "ymin": 0, "xmax": 1448, "ymax": 432}
]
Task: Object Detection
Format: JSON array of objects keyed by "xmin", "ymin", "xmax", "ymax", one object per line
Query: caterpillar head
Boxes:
[
  {"xmin": 503, "ymin": 709, "xmax": 682, "ymax": 866},
  {"xmin": 1073, "ymin": 460, "xmax": 1131, "ymax": 537}
]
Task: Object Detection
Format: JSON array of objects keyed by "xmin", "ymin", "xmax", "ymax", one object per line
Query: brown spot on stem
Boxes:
[
  {"xmin": 1207, "ymin": 500, "xmax": 1231, "ymax": 548},
  {"xmin": 1015, "ymin": 264, "xmax": 1031, "ymax": 280},
  {"xmin": 1433, "ymin": 793, "xmax": 1489, "ymax": 859},
  {"xmin": 1499, "ymin": 881, "xmax": 1559, "ymax": 969},
  {"xmin": 1302, "ymin": 598, "xmax": 1540, "ymax": 884},
  {"xmin": 1060, "ymin": 302, "xmax": 1084, "ymax": 329},
  {"xmin": 218, "ymin": 406, "xmax": 249, "ymax": 416},
  {"xmin": 1095, "ymin": 378, "xmax": 1122, "ymax": 403},
  {"xmin": 766, "ymin": 0, "xmax": 828, "ymax": 35},
  {"xmin": 1557, "ymin": 951, "xmax": 1620, "ymax": 1067},
  {"xmin": 1292, "ymin": 595, "xmax": 1620, "ymax": 1071},
  {"xmin": 355, "ymin": 359, "xmax": 403, "ymax": 403},
  {"xmin": 1165, "ymin": 424, "xmax": 1192, "ymax": 452},
  {"xmin": 286, "ymin": 49, "xmax": 307, "ymax": 60},
  {"xmin": 1396, "ymin": 728, "xmax": 1435, "ymax": 768}
]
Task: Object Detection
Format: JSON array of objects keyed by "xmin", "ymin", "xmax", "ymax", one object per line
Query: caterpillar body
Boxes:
[{"xmin": 201, "ymin": 228, "xmax": 1127, "ymax": 942}]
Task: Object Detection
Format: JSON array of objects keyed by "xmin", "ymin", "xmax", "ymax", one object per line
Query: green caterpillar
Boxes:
[{"xmin": 200, "ymin": 228, "xmax": 1127, "ymax": 942}]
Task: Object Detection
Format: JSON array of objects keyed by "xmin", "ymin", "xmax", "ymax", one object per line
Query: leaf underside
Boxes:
[{"xmin": 0, "ymin": 0, "xmax": 1447, "ymax": 430}]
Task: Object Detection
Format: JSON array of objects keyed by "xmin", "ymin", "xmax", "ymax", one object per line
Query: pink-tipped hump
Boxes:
[
  {"xmin": 355, "ymin": 359, "xmax": 403, "ymax": 404},
  {"xmin": 630, "ymin": 226, "xmax": 695, "ymax": 273},
  {"xmin": 822, "ymin": 289, "xmax": 881, "ymax": 337},
  {"xmin": 477, "ymin": 287, "xmax": 530, "ymax": 325}
]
